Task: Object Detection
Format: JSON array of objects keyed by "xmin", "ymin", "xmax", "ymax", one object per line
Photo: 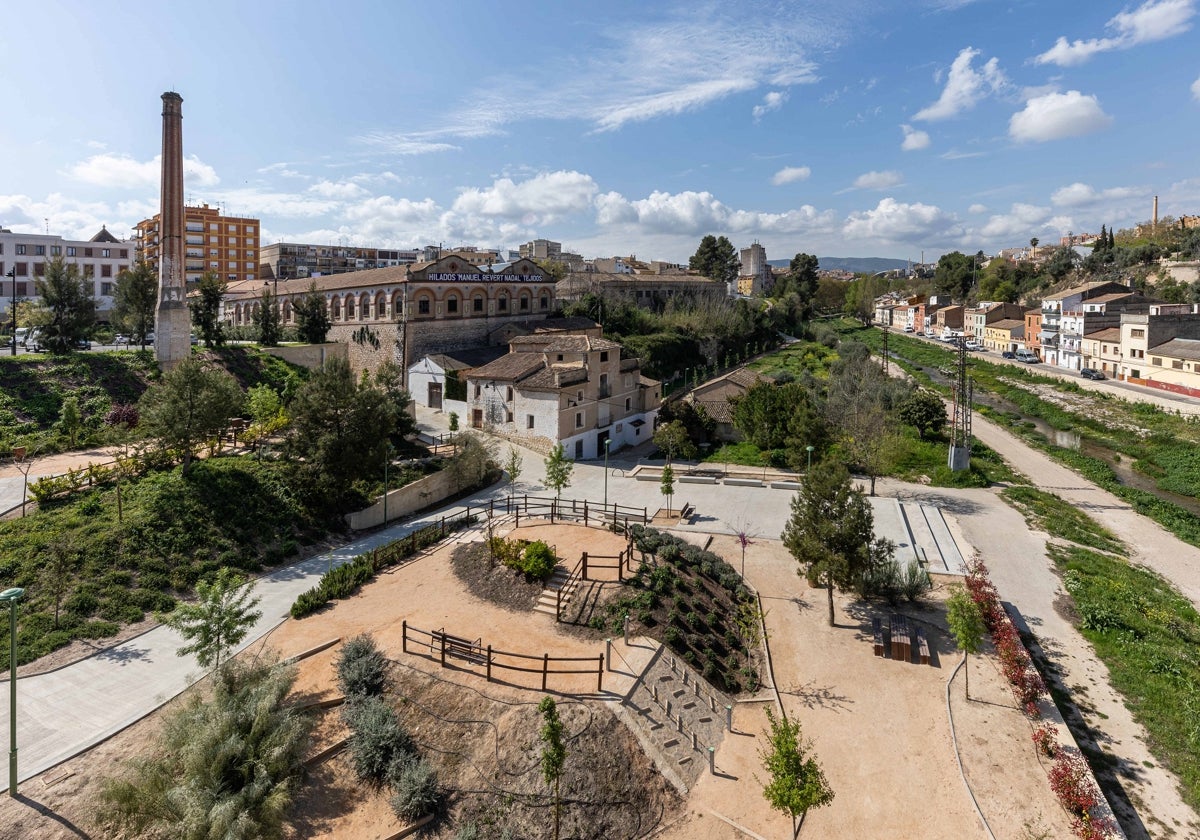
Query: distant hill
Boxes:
[{"xmin": 768, "ymin": 256, "xmax": 909, "ymax": 274}]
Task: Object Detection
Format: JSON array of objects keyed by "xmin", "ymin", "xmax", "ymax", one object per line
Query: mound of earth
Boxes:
[{"xmin": 450, "ymin": 540, "xmax": 545, "ymax": 611}]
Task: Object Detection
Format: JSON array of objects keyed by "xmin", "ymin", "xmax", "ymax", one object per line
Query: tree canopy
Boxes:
[
  {"xmin": 35, "ymin": 255, "xmax": 96, "ymax": 352},
  {"xmin": 292, "ymin": 282, "xmax": 332, "ymax": 344},
  {"xmin": 255, "ymin": 287, "xmax": 282, "ymax": 347},
  {"xmin": 933, "ymin": 251, "xmax": 976, "ymax": 301},
  {"xmin": 781, "ymin": 459, "xmax": 881, "ymax": 625},
  {"xmin": 113, "ymin": 260, "xmax": 158, "ymax": 347},
  {"xmin": 689, "ymin": 235, "xmax": 740, "ymax": 288},
  {"xmin": 159, "ymin": 567, "xmax": 262, "ymax": 672},
  {"xmin": 138, "ymin": 357, "xmax": 244, "ymax": 475},
  {"xmin": 189, "ymin": 271, "xmax": 226, "ymax": 348},
  {"xmin": 758, "ymin": 707, "xmax": 834, "ymax": 832}
]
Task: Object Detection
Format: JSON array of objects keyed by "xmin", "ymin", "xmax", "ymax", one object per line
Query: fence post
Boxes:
[
  {"xmin": 550, "ymin": 500, "xmax": 556, "ymax": 524},
  {"xmin": 623, "ymin": 614, "xmax": 630, "ymax": 645},
  {"xmin": 542, "ymin": 653, "xmax": 549, "ymax": 691},
  {"xmin": 582, "ymin": 552, "xmax": 588, "ymax": 579},
  {"xmin": 524, "ymin": 494, "xmax": 528, "ymax": 514},
  {"xmin": 583, "ymin": 499, "xmax": 588, "ymax": 526},
  {"xmin": 725, "ymin": 704, "xmax": 733, "ymax": 732},
  {"xmin": 597, "ymin": 655, "xmax": 603, "ymax": 692},
  {"xmin": 556, "ymin": 587, "xmax": 562, "ymax": 622},
  {"xmin": 402, "ymin": 620, "xmax": 407, "ymax": 654},
  {"xmin": 489, "ymin": 499, "xmax": 494, "ymax": 518},
  {"xmin": 486, "ymin": 645, "xmax": 492, "ymax": 682},
  {"xmin": 708, "ymin": 747, "xmax": 715, "ymax": 774},
  {"xmin": 618, "ymin": 549, "xmax": 624, "ymax": 582},
  {"xmin": 441, "ymin": 516, "xmax": 446, "ymax": 536},
  {"xmin": 605, "ymin": 639, "xmax": 611, "ymax": 671},
  {"xmin": 440, "ymin": 631, "xmax": 447, "ymax": 667}
]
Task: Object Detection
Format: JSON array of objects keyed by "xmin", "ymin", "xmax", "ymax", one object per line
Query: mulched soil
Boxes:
[{"xmin": 450, "ymin": 541, "xmax": 545, "ymax": 612}]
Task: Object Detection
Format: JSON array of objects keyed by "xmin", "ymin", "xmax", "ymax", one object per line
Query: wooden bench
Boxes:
[
  {"xmin": 433, "ymin": 630, "xmax": 485, "ymax": 664},
  {"xmin": 916, "ymin": 626, "xmax": 930, "ymax": 665},
  {"xmin": 677, "ymin": 503, "xmax": 695, "ymax": 521},
  {"xmin": 890, "ymin": 614, "xmax": 911, "ymax": 663},
  {"xmin": 872, "ymin": 616, "xmax": 884, "ymax": 657}
]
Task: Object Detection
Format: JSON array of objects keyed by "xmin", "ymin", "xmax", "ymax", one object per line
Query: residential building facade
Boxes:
[
  {"xmin": 135, "ymin": 204, "xmax": 259, "ymax": 286},
  {"xmin": 259, "ymin": 243, "xmax": 418, "ymax": 281},
  {"xmin": 0, "ymin": 226, "xmax": 131, "ymax": 319},
  {"xmin": 464, "ymin": 334, "xmax": 660, "ymax": 458},
  {"xmin": 1039, "ymin": 281, "xmax": 1130, "ymax": 367}
]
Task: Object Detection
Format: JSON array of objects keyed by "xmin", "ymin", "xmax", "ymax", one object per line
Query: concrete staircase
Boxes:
[
  {"xmin": 533, "ymin": 565, "xmax": 578, "ymax": 617},
  {"xmin": 614, "ymin": 646, "xmax": 732, "ymax": 795}
]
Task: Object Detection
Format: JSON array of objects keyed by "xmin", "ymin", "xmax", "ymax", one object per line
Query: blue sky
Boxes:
[{"xmin": 2, "ymin": 0, "xmax": 1199, "ymax": 263}]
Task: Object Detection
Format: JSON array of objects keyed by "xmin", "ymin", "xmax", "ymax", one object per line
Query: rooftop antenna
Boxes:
[{"xmin": 44, "ymin": 218, "xmax": 49, "ymax": 235}]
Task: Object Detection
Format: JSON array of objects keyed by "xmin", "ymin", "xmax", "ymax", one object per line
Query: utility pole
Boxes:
[
  {"xmin": 948, "ymin": 337, "xmax": 972, "ymax": 471},
  {"xmin": 6, "ymin": 269, "xmax": 15, "ymax": 356},
  {"xmin": 881, "ymin": 323, "xmax": 889, "ymax": 374}
]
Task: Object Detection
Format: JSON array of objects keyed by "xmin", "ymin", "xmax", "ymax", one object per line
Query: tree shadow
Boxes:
[
  {"xmin": 93, "ymin": 644, "xmax": 152, "ymax": 665},
  {"xmin": 781, "ymin": 679, "xmax": 854, "ymax": 712},
  {"xmin": 14, "ymin": 793, "xmax": 93, "ymax": 839}
]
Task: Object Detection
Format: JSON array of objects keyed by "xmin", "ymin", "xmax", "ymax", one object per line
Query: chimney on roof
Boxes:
[{"xmin": 1154, "ymin": 195, "xmax": 1159, "ymax": 229}]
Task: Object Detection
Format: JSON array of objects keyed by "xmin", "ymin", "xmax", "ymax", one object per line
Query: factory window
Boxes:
[
  {"xmin": 527, "ymin": 415, "xmax": 535, "ymax": 429},
  {"xmin": 575, "ymin": 412, "xmax": 583, "ymax": 428},
  {"xmin": 418, "ymin": 297, "xmax": 430, "ymax": 315},
  {"xmin": 540, "ymin": 294, "xmax": 549, "ymax": 309},
  {"xmin": 473, "ymin": 296, "xmax": 484, "ymax": 312}
]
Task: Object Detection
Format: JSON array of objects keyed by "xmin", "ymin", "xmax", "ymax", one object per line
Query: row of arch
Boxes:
[{"xmin": 225, "ymin": 284, "xmax": 558, "ymax": 327}]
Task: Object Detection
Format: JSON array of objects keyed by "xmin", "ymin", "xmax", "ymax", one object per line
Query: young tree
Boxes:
[
  {"xmin": 254, "ymin": 287, "xmax": 282, "ymax": 347},
  {"xmin": 292, "ymin": 282, "xmax": 332, "ymax": 344},
  {"xmin": 159, "ymin": 567, "xmax": 263, "ymax": 673},
  {"xmin": 896, "ymin": 389, "xmax": 948, "ymax": 440},
  {"xmin": 35, "ymin": 255, "xmax": 96, "ymax": 352},
  {"xmin": 112, "ymin": 260, "xmax": 158, "ymax": 347},
  {"xmin": 58, "ymin": 396, "xmax": 82, "ymax": 449},
  {"xmin": 781, "ymin": 460, "xmax": 878, "ymax": 626},
  {"xmin": 504, "ymin": 445, "xmax": 523, "ymax": 490},
  {"xmin": 538, "ymin": 696, "xmax": 567, "ymax": 840},
  {"xmin": 652, "ymin": 419, "xmax": 697, "ymax": 463},
  {"xmin": 448, "ymin": 431, "xmax": 496, "ymax": 491},
  {"xmin": 543, "ymin": 443, "xmax": 574, "ymax": 498},
  {"xmin": 825, "ymin": 348, "xmax": 900, "ymax": 495},
  {"xmin": 946, "ymin": 586, "xmax": 986, "ymax": 700},
  {"xmin": 189, "ymin": 271, "xmax": 227, "ymax": 348},
  {"xmin": 138, "ymin": 357, "xmax": 245, "ymax": 475},
  {"xmin": 42, "ymin": 540, "xmax": 76, "ymax": 629},
  {"xmin": 660, "ymin": 463, "xmax": 675, "ymax": 517},
  {"xmin": 758, "ymin": 708, "xmax": 834, "ymax": 836},
  {"xmin": 373, "ymin": 360, "xmax": 418, "ymax": 441}
]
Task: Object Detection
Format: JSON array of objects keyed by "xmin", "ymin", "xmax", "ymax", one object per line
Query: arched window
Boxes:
[
  {"xmin": 497, "ymin": 293, "xmax": 508, "ymax": 312},
  {"xmin": 375, "ymin": 292, "xmax": 387, "ymax": 319},
  {"xmin": 346, "ymin": 296, "xmax": 356, "ymax": 319},
  {"xmin": 519, "ymin": 291, "xmax": 531, "ymax": 311},
  {"xmin": 540, "ymin": 293, "xmax": 550, "ymax": 310},
  {"xmin": 417, "ymin": 294, "xmax": 431, "ymax": 316},
  {"xmin": 283, "ymin": 300, "xmax": 292, "ymax": 323},
  {"xmin": 445, "ymin": 293, "xmax": 460, "ymax": 315},
  {"xmin": 392, "ymin": 291, "xmax": 403, "ymax": 316},
  {"xmin": 331, "ymin": 296, "xmax": 341, "ymax": 319},
  {"xmin": 360, "ymin": 292, "xmax": 372, "ymax": 319},
  {"xmin": 472, "ymin": 294, "xmax": 485, "ymax": 314}
]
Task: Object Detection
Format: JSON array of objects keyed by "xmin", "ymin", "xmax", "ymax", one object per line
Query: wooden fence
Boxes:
[
  {"xmin": 401, "ymin": 620, "xmax": 604, "ymax": 692},
  {"xmin": 555, "ymin": 548, "xmax": 637, "ymax": 622},
  {"xmin": 487, "ymin": 494, "xmax": 648, "ymax": 533}
]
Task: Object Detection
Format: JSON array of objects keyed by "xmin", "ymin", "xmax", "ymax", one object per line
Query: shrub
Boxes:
[
  {"xmin": 519, "ymin": 540, "xmax": 557, "ymax": 581},
  {"xmin": 900, "ymin": 559, "xmax": 932, "ymax": 602},
  {"xmin": 1048, "ymin": 750, "xmax": 1100, "ymax": 817},
  {"xmin": 1032, "ymin": 723, "xmax": 1058, "ymax": 758},
  {"xmin": 388, "ymin": 753, "xmax": 441, "ymax": 821},
  {"xmin": 337, "ymin": 634, "xmax": 390, "ymax": 699},
  {"xmin": 343, "ymin": 697, "xmax": 413, "ymax": 786}
]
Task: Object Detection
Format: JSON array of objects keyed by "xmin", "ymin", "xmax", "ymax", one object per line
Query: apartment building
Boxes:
[
  {"xmin": 0, "ymin": 225, "xmax": 132, "ymax": 319},
  {"xmin": 1058, "ymin": 292, "xmax": 1157, "ymax": 370},
  {"xmin": 135, "ymin": 204, "xmax": 259, "ymax": 286},
  {"xmin": 1039, "ymin": 281, "xmax": 1130, "ymax": 367},
  {"xmin": 259, "ymin": 242, "xmax": 418, "ymax": 282},
  {"xmin": 964, "ymin": 302, "xmax": 1025, "ymax": 339}
]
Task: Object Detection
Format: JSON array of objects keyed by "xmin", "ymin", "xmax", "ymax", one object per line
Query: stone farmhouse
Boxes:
[{"xmin": 463, "ymin": 334, "xmax": 661, "ymax": 458}]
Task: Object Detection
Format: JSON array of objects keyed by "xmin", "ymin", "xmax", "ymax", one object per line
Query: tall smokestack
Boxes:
[
  {"xmin": 154, "ymin": 92, "xmax": 191, "ymax": 367},
  {"xmin": 1154, "ymin": 195, "xmax": 1159, "ymax": 229}
]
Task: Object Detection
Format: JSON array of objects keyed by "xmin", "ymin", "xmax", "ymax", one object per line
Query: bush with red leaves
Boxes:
[
  {"xmin": 1032, "ymin": 723, "xmax": 1058, "ymax": 758},
  {"xmin": 105, "ymin": 403, "xmax": 140, "ymax": 428}
]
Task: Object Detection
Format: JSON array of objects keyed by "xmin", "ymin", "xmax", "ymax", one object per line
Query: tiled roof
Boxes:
[
  {"xmin": 1042, "ymin": 281, "xmax": 1130, "ymax": 301},
  {"xmin": 427, "ymin": 346, "xmax": 507, "ymax": 371},
  {"xmin": 1148, "ymin": 337, "xmax": 1200, "ymax": 361},
  {"xmin": 508, "ymin": 334, "xmax": 621, "ymax": 353},
  {"xmin": 466, "ymin": 353, "xmax": 545, "ymax": 382},
  {"xmin": 988, "ymin": 319, "xmax": 1024, "ymax": 330},
  {"xmin": 1083, "ymin": 327, "xmax": 1122, "ymax": 342}
]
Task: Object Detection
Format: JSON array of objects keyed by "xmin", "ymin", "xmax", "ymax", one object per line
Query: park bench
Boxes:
[
  {"xmin": 890, "ymin": 614, "xmax": 911, "ymax": 663},
  {"xmin": 916, "ymin": 626, "xmax": 930, "ymax": 665},
  {"xmin": 677, "ymin": 503, "xmax": 695, "ymax": 521},
  {"xmin": 433, "ymin": 629, "xmax": 485, "ymax": 664},
  {"xmin": 872, "ymin": 616, "xmax": 884, "ymax": 657}
]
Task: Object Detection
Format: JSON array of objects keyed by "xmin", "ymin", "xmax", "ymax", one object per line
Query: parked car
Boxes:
[
  {"xmin": 1015, "ymin": 349, "xmax": 1040, "ymax": 363},
  {"xmin": 1080, "ymin": 368, "xmax": 1106, "ymax": 380},
  {"xmin": 965, "ymin": 340, "xmax": 983, "ymax": 351},
  {"xmin": 1001, "ymin": 351, "xmax": 1017, "ymax": 360},
  {"xmin": 71, "ymin": 338, "xmax": 91, "ymax": 351},
  {"xmin": 113, "ymin": 334, "xmax": 130, "ymax": 346}
]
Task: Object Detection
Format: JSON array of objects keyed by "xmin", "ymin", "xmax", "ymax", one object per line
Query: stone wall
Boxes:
[
  {"xmin": 345, "ymin": 468, "xmax": 458, "ymax": 530},
  {"xmin": 261, "ymin": 342, "xmax": 346, "ymax": 370}
]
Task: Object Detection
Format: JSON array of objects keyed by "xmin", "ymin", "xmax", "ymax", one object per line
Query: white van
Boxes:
[
  {"xmin": 15, "ymin": 327, "xmax": 39, "ymax": 349},
  {"xmin": 1015, "ymin": 349, "xmax": 1040, "ymax": 363}
]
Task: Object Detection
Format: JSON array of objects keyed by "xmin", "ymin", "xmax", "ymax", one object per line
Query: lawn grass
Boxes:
[
  {"xmin": 1048, "ymin": 544, "xmax": 1200, "ymax": 813},
  {"xmin": 1001, "ymin": 486, "xmax": 1124, "ymax": 554}
]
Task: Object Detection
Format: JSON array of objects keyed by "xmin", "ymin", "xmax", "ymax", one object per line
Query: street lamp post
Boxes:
[
  {"xmin": 0, "ymin": 587, "xmax": 24, "ymax": 797},
  {"xmin": 6, "ymin": 268, "xmax": 16, "ymax": 357},
  {"xmin": 805, "ymin": 445, "xmax": 814, "ymax": 472},
  {"xmin": 382, "ymin": 443, "xmax": 393, "ymax": 526},
  {"xmin": 602, "ymin": 437, "xmax": 612, "ymax": 508}
]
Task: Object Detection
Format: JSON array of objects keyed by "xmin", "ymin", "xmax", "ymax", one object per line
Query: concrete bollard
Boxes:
[
  {"xmin": 682, "ymin": 670, "xmax": 689, "ymax": 686},
  {"xmin": 670, "ymin": 657, "xmax": 677, "ymax": 674},
  {"xmin": 708, "ymin": 747, "xmax": 715, "ymax": 774},
  {"xmin": 693, "ymin": 680, "xmax": 700, "ymax": 697},
  {"xmin": 725, "ymin": 705, "xmax": 733, "ymax": 732},
  {"xmin": 709, "ymin": 695, "xmax": 716, "ymax": 712},
  {"xmin": 652, "ymin": 684, "xmax": 659, "ymax": 702},
  {"xmin": 691, "ymin": 732, "xmax": 697, "ymax": 750},
  {"xmin": 666, "ymin": 700, "xmax": 672, "ymax": 718}
]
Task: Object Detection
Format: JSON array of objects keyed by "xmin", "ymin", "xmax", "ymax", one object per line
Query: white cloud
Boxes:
[
  {"xmin": 1193, "ymin": 75, "xmax": 1200, "ymax": 100},
  {"xmin": 940, "ymin": 149, "xmax": 986, "ymax": 160},
  {"xmin": 771, "ymin": 166, "xmax": 812, "ymax": 186},
  {"xmin": 355, "ymin": 131, "xmax": 463, "ymax": 155},
  {"xmin": 753, "ymin": 90, "xmax": 788, "ymax": 120},
  {"xmin": 0, "ymin": 192, "xmax": 142, "ymax": 242},
  {"xmin": 1009, "ymin": 91, "xmax": 1113, "ymax": 142},
  {"xmin": 852, "ymin": 170, "xmax": 904, "ymax": 190},
  {"xmin": 968, "ymin": 203, "xmax": 988, "ymax": 214},
  {"xmin": 450, "ymin": 171, "xmax": 598, "ymax": 224},
  {"xmin": 594, "ymin": 188, "xmax": 837, "ymax": 237},
  {"xmin": 913, "ymin": 47, "xmax": 1007, "ymax": 121},
  {"xmin": 308, "ymin": 180, "xmax": 370, "ymax": 200},
  {"xmin": 67, "ymin": 153, "xmax": 219, "ymax": 189},
  {"xmin": 257, "ymin": 162, "xmax": 307, "ymax": 179},
  {"xmin": 843, "ymin": 198, "xmax": 962, "ymax": 244},
  {"xmin": 900, "ymin": 124, "xmax": 931, "ymax": 151},
  {"xmin": 1051, "ymin": 182, "xmax": 1143, "ymax": 207},
  {"xmin": 1035, "ymin": 0, "xmax": 1195, "ymax": 66},
  {"xmin": 979, "ymin": 203, "xmax": 1056, "ymax": 239}
]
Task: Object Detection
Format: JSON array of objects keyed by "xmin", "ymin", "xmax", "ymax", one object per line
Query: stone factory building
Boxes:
[{"xmin": 222, "ymin": 254, "xmax": 559, "ymax": 376}]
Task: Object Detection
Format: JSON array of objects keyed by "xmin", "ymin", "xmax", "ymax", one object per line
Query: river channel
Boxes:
[{"xmin": 912, "ymin": 357, "xmax": 1200, "ymax": 519}]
